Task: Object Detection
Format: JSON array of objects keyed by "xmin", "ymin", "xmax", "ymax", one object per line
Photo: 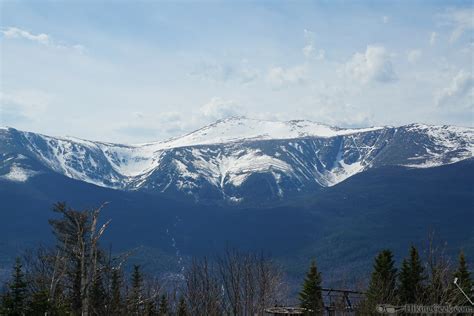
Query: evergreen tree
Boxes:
[
  {"xmin": 128, "ymin": 265, "xmax": 143, "ymax": 315},
  {"xmin": 70, "ymin": 260, "xmax": 83, "ymax": 313},
  {"xmin": 1, "ymin": 258, "xmax": 28, "ymax": 316},
  {"xmin": 28, "ymin": 290, "xmax": 51, "ymax": 315},
  {"xmin": 398, "ymin": 246, "xmax": 426, "ymax": 303},
  {"xmin": 144, "ymin": 298, "xmax": 157, "ymax": 316},
  {"xmin": 176, "ymin": 296, "xmax": 188, "ymax": 316},
  {"xmin": 1, "ymin": 292, "xmax": 13, "ymax": 316},
  {"xmin": 452, "ymin": 251, "xmax": 473, "ymax": 305},
  {"xmin": 89, "ymin": 273, "xmax": 107, "ymax": 315},
  {"xmin": 158, "ymin": 294, "xmax": 169, "ymax": 315},
  {"xmin": 299, "ymin": 260, "xmax": 324, "ymax": 315},
  {"xmin": 110, "ymin": 269, "xmax": 123, "ymax": 315},
  {"xmin": 360, "ymin": 250, "xmax": 398, "ymax": 313}
]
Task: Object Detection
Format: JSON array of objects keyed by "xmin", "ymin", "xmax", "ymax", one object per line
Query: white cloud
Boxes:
[
  {"xmin": 266, "ymin": 65, "xmax": 308, "ymax": 88},
  {"xmin": 344, "ymin": 45, "xmax": 397, "ymax": 84},
  {"xmin": 407, "ymin": 49, "xmax": 422, "ymax": 63},
  {"xmin": 314, "ymin": 49, "xmax": 325, "ymax": 60},
  {"xmin": 1, "ymin": 26, "xmax": 85, "ymax": 52},
  {"xmin": 155, "ymin": 112, "xmax": 192, "ymax": 135},
  {"xmin": 382, "ymin": 16, "xmax": 390, "ymax": 24},
  {"xmin": 199, "ymin": 97, "xmax": 243, "ymax": 121},
  {"xmin": 438, "ymin": 8, "xmax": 474, "ymax": 43},
  {"xmin": 436, "ymin": 70, "xmax": 474, "ymax": 109},
  {"xmin": 303, "ymin": 29, "xmax": 315, "ymax": 57},
  {"xmin": 302, "ymin": 29, "xmax": 325, "ymax": 60},
  {"xmin": 429, "ymin": 32, "xmax": 438, "ymax": 45},
  {"xmin": 302, "ymin": 44, "xmax": 314, "ymax": 58}
]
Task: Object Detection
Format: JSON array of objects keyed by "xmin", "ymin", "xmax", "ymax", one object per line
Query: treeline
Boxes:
[
  {"xmin": 0, "ymin": 203, "xmax": 285, "ymax": 315},
  {"xmin": 294, "ymin": 246, "xmax": 473, "ymax": 315},
  {"xmin": 0, "ymin": 203, "xmax": 472, "ymax": 315},
  {"xmin": 357, "ymin": 246, "xmax": 473, "ymax": 314}
]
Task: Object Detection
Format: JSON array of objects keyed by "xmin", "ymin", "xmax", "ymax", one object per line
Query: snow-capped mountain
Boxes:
[{"xmin": 0, "ymin": 118, "xmax": 472, "ymax": 203}]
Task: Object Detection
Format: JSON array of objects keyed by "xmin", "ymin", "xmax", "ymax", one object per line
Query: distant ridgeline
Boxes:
[{"xmin": 1, "ymin": 118, "xmax": 472, "ymax": 204}]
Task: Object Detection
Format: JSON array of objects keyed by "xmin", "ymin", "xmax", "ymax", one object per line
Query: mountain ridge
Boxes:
[
  {"xmin": 1, "ymin": 118, "xmax": 473, "ymax": 204},
  {"xmin": 1, "ymin": 117, "xmax": 472, "ymax": 147}
]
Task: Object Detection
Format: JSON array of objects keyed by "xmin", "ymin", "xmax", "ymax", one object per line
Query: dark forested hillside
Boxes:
[{"xmin": 1, "ymin": 159, "xmax": 473, "ymax": 285}]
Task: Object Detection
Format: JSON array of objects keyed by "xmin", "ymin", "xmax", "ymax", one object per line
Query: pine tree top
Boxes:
[
  {"xmin": 131, "ymin": 265, "xmax": 143, "ymax": 290},
  {"xmin": 454, "ymin": 251, "xmax": 472, "ymax": 291},
  {"xmin": 299, "ymin": 260, "xmax": 323, "ymax": 313}
]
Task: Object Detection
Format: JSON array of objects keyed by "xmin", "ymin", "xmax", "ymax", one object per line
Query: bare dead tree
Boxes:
[
  {"xmin": 22, "ymin": 245, "xmax": 69, "ymax": 312},
  {"xmin": 82, "ymin": 203, "xmax": 111, "ymax": 316},
  {"xmin": 143, "ymin": 275, "xmax": 162, "ymax": 314},
  {"xmin": 217, "ymin": 249, "xmax": 285, "ymax": 316},
  {"xmin": 183, "ymin": 258, "xmax": 223, "ymax": 316},
  {"xmin": 255, "ymin": 252, "xmax": 286, "ymax": 314},
  {"xmin": 218, "ymin": 249, "xmax": 242, "ymax": 315},
  {"xmin": 423, "ymin": 231, "xmax": 456, "ymax": 305},
  {"xmin": 48, "ymin": 202, "xmax": 111, "ymax": 316}
]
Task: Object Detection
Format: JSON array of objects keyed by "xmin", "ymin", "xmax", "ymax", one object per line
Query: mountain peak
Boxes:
[{"xmin": 145, "ymin": 117, "xmax": 385, "ymax": 150}]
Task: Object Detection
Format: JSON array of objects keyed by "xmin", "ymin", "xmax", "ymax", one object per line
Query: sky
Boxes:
[{"xmin": 0, "ymin": 0, "xmax": 473, "ymax": 143}]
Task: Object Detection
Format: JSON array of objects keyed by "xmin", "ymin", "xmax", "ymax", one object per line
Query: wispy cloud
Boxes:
[
  {"xmin": 115, "ymin": 97, "xmax": 246, "ymax": 141},
  {"xmin": 190, "ymin": 59, "xmax": 259, "ymax": 84},
  {"xmin": 266, "ymin": 65, "xmax": 308, "ymax": 89},
  {"xmin": 1, "ymin": 27, "xmax": 50, "ymax": 45},
  {"xmin": 438, "ymin": 8, "xmax": 474, "ymax": 43},
  {"xmin": 407, "ymin": 49, "xmax": 422, "ymax": 64},
  {"xmin": 1, "ymin": 26, "xmax": 85, "ymax": 52},
  {"xmin": 302, "ymin": 29, "xmax": 325, "ymax": 60},
  {"xmin": 436, "ymin": 70, "xmax": 473, "ymax": 109},
  {"xmin": 2, "ymin": 2, "xmax": 473, "ymax": 141},
  {"xmin": 199, "ymin": 97, "xmax": 243, "ymax": 121}
]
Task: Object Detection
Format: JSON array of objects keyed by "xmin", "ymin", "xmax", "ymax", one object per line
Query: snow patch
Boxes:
[
  {"xmin": 190, "ymin": 148, "xmax": 293, "ymax": 188},
  {"xmin": 326, "ymin": 141, "xmax": 366, "ymax": 186},
  {"xmin": 1, "ymin": 165, "xmax": 40, "ymax": 182},
  {"xmin": 403, "ymin": 124, "xmax": 473, "ymax": 168},
  {"xmin": 100, "ymin": 144, "xmax": 161, "ymax": 177}
]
